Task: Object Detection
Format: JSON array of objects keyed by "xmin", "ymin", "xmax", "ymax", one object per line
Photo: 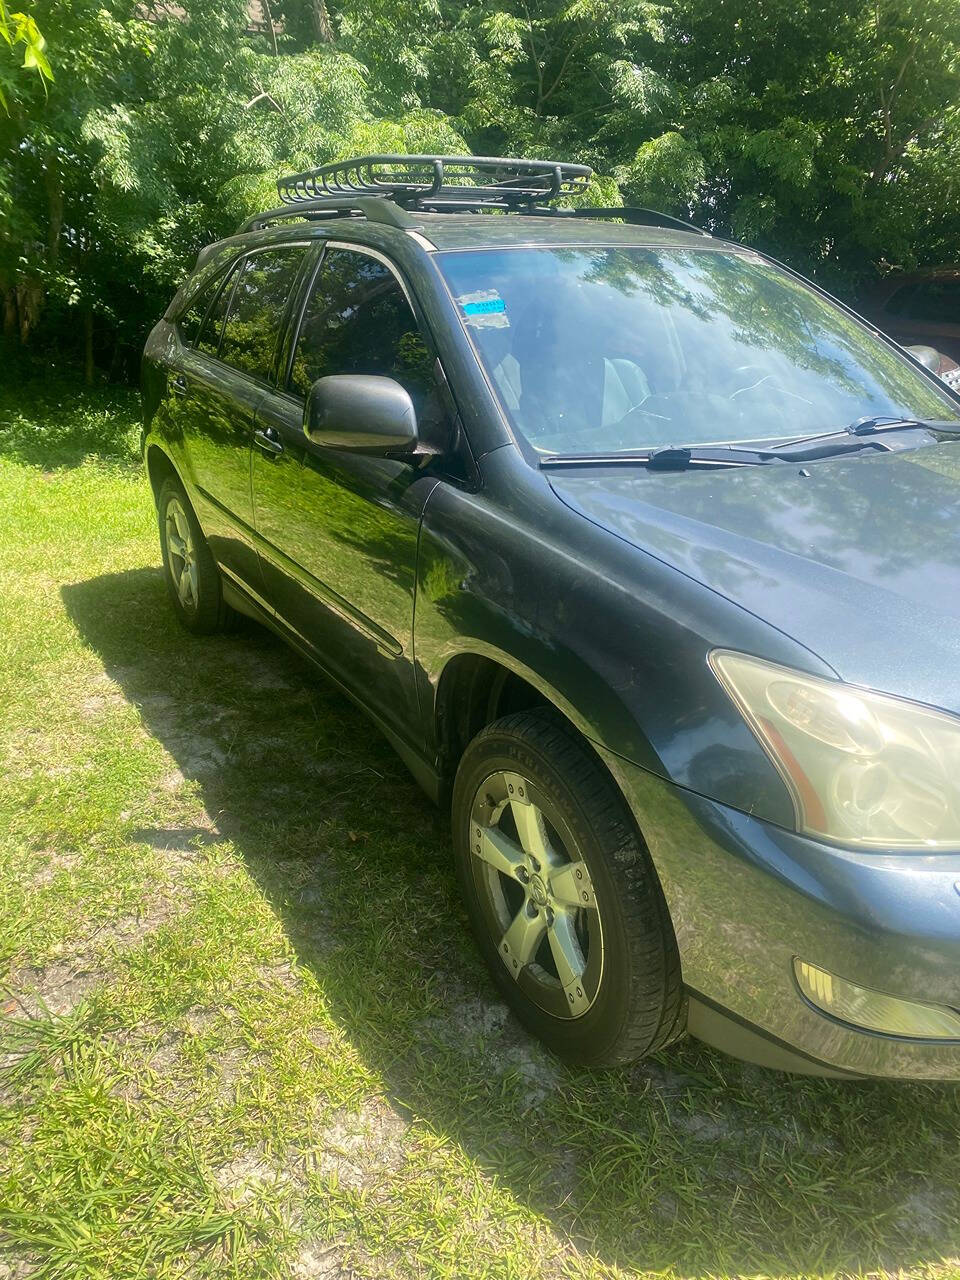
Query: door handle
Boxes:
[
  {"xmin": 171, "ymin": 374, "xmax": 188, "ymax": 396},
  {"xmin": 254, "ymin": 427, "xmax": 284, "ymax": 456}
]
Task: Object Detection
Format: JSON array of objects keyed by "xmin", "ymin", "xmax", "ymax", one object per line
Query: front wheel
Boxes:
[{"xmin": 452, "ymin": 710, "xmax": 684, "ymax": 1066}]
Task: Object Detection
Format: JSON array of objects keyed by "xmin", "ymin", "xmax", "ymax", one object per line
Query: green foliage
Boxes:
[
  {"xmin": 1, "ymin": 0, "xmax": 959, "ymax": 377},
  {"xmin": 0, "ymin": 0, "xmax": 51, "ymax": 112},
  {"xmin": 0, "ymin": 371, "xmax": 141, "ymax": 465},
  {"xmin": 620, "ymin": 132, "xmax": 706, "ymax": 213}
]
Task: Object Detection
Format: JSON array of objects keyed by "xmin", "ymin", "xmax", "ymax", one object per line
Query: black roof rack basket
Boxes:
[
  {"xmin": 237, "ymin": 154, "xmax": 710, "ymax": 237},
  {"xmin": 276, "ymin": 154, "xmax": 593, "ymax": 211}
]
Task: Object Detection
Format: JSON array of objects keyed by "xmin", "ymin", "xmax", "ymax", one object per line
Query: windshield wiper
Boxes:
[
  {"xmin": 539, "ymin": 446, "xmax": 771, "ymax": 470},
  {"xmin": 845, "ymin": 415, "xmax": 960, "ymax": 436},
  {"xmin": 539, "ymin": 417, "xmax": 960, "ymax": 471},
  {"xmin": 777, "ymin": 416, "xmax": 960, "ymax": 449},
  {"xmin": 540, "ymin": 435, "xmax": 904, "ymax": 470}
]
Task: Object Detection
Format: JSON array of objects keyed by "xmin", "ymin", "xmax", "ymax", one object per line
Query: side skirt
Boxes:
[{"xmin": 221, "ymin": 577, "xmax": 443, "ymax": 807}]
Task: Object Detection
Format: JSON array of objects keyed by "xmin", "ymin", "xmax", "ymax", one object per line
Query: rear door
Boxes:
[
  {"xmin": 252, "ymin": 241, "xmax": 449, "ymax": 746},
  {"xmin": 175, "ymin": 242, "xmax": 309, "ymax": 601}
]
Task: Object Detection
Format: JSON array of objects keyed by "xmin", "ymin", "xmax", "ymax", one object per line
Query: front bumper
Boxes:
[{"xmin": 598, "ymin": 747, "xmax": 960, "ymax": 1080}]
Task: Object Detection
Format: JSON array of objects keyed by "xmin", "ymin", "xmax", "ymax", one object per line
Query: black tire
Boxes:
[
  {"xmin": 452, "ymin": 709, "xmax": 684, "ymax": 1066},
  {"xmin": 157, "ymin": 475, "xmax": 234, "ymax": 635}
]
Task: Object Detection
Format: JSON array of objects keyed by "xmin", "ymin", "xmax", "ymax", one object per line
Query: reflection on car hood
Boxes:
[{"xmin": 549, "ymin": 443, "xmax": 960, "ymax": 711}]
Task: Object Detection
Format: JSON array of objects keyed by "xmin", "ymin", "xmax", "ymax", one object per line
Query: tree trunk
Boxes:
[
  {"xmin": 45, "ymin": 161, "xmax": 64, "ymax": 265},
  {"xmin": 2, "ymin": 289, "xmax": 16, "ymax": 339},
  {"xmin": 83, "ymin": 307, "xmax": 95, "ymax": 386},
  {"xmin": 16, "ymin": 278, "xmax": 42, "ymax": 344},
  {"xmin": 260, "ymin": 0, "xmax": 279, "ymax": 54},
  {"xmin": 311, "ymin": 0, "xmax": 333, "ymax": 42}
]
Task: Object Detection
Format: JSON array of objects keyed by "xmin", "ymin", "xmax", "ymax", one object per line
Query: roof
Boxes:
[
  {"xmin": 229, "ymin": 210, "xmax": 730, "ymax": 255},
  {"xmin": 861, "ymin": 264, "xmax": 960, "ymax": 304},
  {"xmin": 392, "ymin": 211, "xmax": 725, "ymax": 252}
]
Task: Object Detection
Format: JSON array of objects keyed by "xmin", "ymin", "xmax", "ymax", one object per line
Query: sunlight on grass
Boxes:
[{"xmin": 1, "ymin": 384, "xmax": 958, "ymax": 1278}]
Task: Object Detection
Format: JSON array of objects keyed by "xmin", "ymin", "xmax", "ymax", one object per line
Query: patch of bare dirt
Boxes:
[
  {"xmin": 80, "ymin": 689, "xmax": 126, "ymax": 719},
  {"xmin": 309, "ymin": 1097, "xmax": 410, "ymax": 1192},
  {"xmin": 421, "ymin": 993, "xmax": 562, "ymax": 1111},
  {"xmin": 24, "ymin": 848, "xmax": 80, "ymax": 889},
  {"xmin": 896, "ymin": 1186, "xmax": 953, "ymax": 1240},
  {"xmin": 6, "ymin": 959, "xmax": 102, "ymax": 1018},
  {"xmin": 215, "ymin": 1148, "xmax": 289, "ymax": 1207},
  {"xmin": 290, "ymin": 1240, "xmax": 352, "ymax": 1278}
]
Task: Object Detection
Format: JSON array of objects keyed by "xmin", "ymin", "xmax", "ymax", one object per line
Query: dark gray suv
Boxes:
[{"xmin": 142, "ymin": 155, "xmax": 960, "ymax": 1079}]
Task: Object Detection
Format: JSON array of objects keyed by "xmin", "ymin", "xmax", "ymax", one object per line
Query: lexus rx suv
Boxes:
[{"xmin": 142, "ymin": 155, "xmax": 960, "ymax": 1079}]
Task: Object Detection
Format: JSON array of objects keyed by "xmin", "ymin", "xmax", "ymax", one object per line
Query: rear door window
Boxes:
[{"xmin": 218, "ymin": 245, "xmax": 307, "ymax": 382}]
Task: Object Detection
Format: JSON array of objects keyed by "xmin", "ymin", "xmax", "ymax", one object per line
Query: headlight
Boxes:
[{"xmin": 710, "ymin": 650, "xmax": 960, "ymax": 849}]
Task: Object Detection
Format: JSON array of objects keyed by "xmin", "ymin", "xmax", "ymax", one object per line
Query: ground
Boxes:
[{"xmin": 1, "ymin": 379, "xmax": 959, "ymax": 1280}]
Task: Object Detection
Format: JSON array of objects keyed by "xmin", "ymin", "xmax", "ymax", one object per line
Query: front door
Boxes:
[{"xmin": 253, "ymin": 243, "xmax": 448, "ymax": 748}]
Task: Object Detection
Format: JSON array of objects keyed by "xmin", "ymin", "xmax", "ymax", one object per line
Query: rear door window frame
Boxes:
[{"xmin": 190, "ymin": 241, "xmax": 314, "ymax": 389}]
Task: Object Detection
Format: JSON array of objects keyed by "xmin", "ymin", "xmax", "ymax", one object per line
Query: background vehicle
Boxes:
[
  {"xmin": 142, "ymin": 155, "xmax": 960, "ymax": 1080},
  {"xmin": 860, "ymin": 266, "xmax": 960, "ymax": 363},
  {"xmin": 903, "ymin": 343, "xmax": 960, "ymax": 392}
]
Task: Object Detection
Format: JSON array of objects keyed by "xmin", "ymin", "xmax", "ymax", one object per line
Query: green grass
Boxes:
[{"xmin": 1, "ymin": 377, "xmax": 959, "ymax": 1279}]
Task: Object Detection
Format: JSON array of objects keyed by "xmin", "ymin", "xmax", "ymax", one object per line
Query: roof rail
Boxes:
[
  {"xmin": 543, "ymin": 206, "xmax": 711, "ymax": 237},
  {"xmin": 276, "ymin": 154, "xmax": 593, "ymax": 211},
  {"xmin": 236, "ymin": 194, "xmax": 420, "ymax": 235}
]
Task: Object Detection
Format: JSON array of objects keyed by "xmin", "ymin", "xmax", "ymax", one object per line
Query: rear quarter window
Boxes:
[
  {"xmin": 167, "ymin": 243, "xmax": 241, "ymax": 327},
  {"xmin": 176, "ymin": 273, "xmax": 227, "ymax": 347},
  {"xmin": 195, "ymin": 265, "xmax": 241, "ymax": 358}
]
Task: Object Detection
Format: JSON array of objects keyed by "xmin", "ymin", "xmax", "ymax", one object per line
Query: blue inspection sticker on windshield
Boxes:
[
  {"xmin": 463, "ymin": 298, "xmax": 505, "ymax": 316},
  {"xmin": 457, "ymin": 290, "xmax": 509, "ymax": 329}
]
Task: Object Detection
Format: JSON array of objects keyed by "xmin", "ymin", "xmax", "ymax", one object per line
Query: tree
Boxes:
[
  {"xmin": 3, "ymin": 0, "xmax": 959, "ymax": 381},
  {"xmin": 646, "ymin": 0, "xmax": 960, "ymax": 288}
]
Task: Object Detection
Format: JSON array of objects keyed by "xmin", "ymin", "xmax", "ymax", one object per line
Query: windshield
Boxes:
[{"xmin": 437, "ymin": 247, "xmax": 960, "ymax": 454}]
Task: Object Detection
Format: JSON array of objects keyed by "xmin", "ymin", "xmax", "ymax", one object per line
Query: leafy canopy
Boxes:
[{"xmin": 2, "ymin": 0, "xmax": 959, "ymax": 377}]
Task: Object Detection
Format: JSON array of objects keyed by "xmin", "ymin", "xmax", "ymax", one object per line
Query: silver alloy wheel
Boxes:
[
  {"xmin": 469, "ymin": 770, "xmax": 603, "ymax": 1018},
  {"xmin": 165, "ymin": 497, "xmax": 199, "ymax": 612}
]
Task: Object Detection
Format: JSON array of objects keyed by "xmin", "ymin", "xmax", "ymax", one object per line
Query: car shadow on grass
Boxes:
[{"xmin": 62, "ymin": 566, "xmax": 960, "ymax": 1278}]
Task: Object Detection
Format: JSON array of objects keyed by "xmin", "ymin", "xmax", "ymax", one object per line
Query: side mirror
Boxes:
[{"xmin": 303, "ymin": 374, "xmax": 418, "ymax": 454}]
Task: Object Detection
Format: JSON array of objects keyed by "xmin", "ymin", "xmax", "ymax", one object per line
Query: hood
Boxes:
[{"xmin": 549, "ymin": 442, "xmax": 960, "ymax": 713}]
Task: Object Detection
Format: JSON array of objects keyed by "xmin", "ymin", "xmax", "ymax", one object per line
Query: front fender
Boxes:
[{"xmin": 414, "ymin": 447, "xmax": 834, "ymax": 830}]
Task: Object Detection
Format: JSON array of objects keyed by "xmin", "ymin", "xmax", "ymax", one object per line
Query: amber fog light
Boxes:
[{"xmin": 795, "ymin": 959, "xmax": 960, "ymax": 1040}]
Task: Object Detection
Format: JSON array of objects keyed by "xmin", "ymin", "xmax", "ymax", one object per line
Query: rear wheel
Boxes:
[
  {"xmin": 452, "ymin": 709, "xmax": 684, "ymax": 1066},
  {"xmin": 157, "ymin": 476, "xmax": 233, "ymax": 635}
]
